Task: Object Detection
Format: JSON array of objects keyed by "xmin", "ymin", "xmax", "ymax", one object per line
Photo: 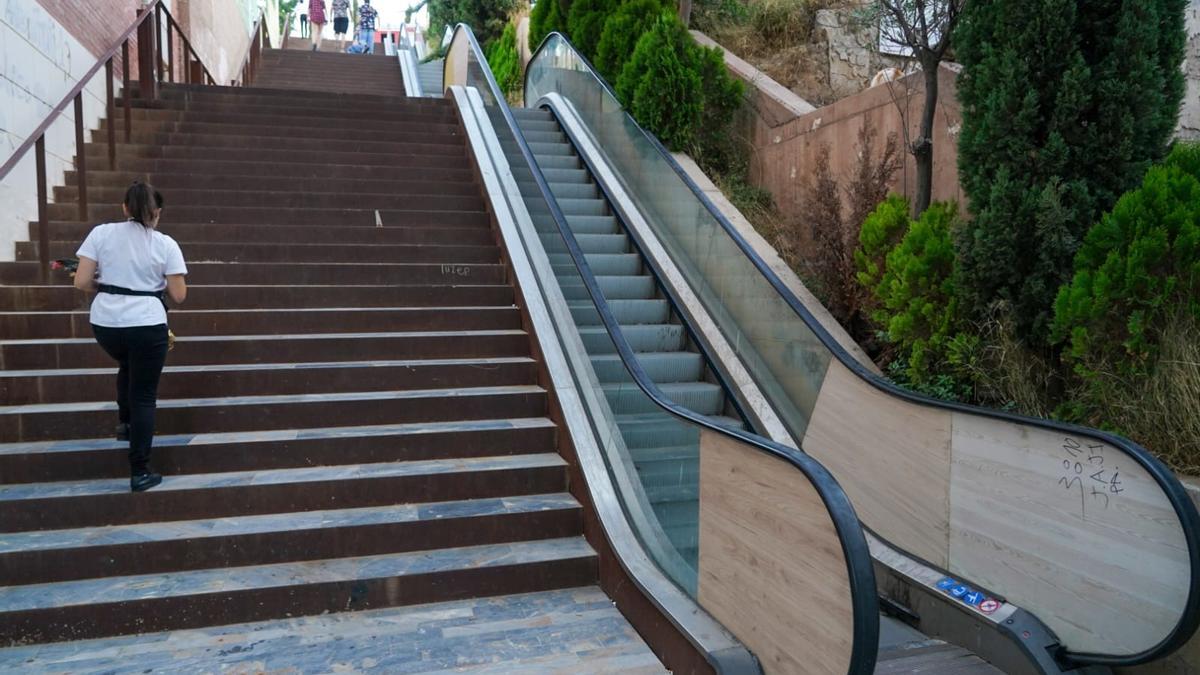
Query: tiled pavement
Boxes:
[{"xmin": 0, "ymin": 587, "xmax": 667, "ymax": 674}]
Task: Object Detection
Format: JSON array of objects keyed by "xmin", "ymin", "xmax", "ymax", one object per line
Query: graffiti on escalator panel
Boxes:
[{"xmin": 1057, "ymin": 436, "xmax": 1124, "ymax": 518}]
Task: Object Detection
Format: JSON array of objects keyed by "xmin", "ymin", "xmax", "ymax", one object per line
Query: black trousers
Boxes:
[{"xmin": 92, "ymin": 324, "xmax": 169, "ymax": 476}]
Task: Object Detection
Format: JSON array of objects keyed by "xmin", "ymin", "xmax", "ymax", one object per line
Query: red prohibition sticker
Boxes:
[{"xmin": 979, "ymin": 598, "xmax": 1000, "ymax": 614}]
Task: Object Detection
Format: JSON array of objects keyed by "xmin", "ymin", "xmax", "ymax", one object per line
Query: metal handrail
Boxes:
[
  {"xmin": 525, "ymin": 30, "xmax": 1200, "ymax": 667},
  {"xmin": 0, "ymin": 1, "xmax": 219, "ymax": 283},
  {"xmin": 447, "ymin": 23, "xmax": 882, "ymax": 674},
  {"xmin": 233, "ymin": 9, "xmax": 269, "ymax": 87}
]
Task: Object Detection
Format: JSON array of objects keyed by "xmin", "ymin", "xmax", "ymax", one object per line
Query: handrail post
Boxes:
[
  {"xmin": 167, "ymin": 20, "xmax": 175, "ymax": 83},
  {"xmin": 35, "ymin": 136, "xmax": 49, "ymax": 284},
  {"xmin": 136, "ymin": 7, "xmax": 157, "ymax": 99},
  {"xmin": 73, "ymin": 93, "xmax": 89, "ymax": 222},
  {"xmin": 105, "ymin": 58, "xmax": 116, "ymax": 170},
  {"xmin": 154, "ymin": 5, "xmax": 164, "ymax": 85},
  {"xmin": 122, "ymin": 41, "xmax": 132, "ymax": 142}
]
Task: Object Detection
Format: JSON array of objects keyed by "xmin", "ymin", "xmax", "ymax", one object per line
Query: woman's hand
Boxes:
[{"xmin": 73, "ymin": 256, "xmax": 98, "ymax": 292}]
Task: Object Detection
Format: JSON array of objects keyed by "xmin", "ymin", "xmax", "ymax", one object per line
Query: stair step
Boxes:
[
  {"xmin": 577, "ymin": 324, "xmax": 685, "ymax": 353},
  {"xmin": 0, "ymin": 417, "xmax": 558, "ymax": 483},
  {"xmin": 0, "ymin": 284, "xmax": 514, "ymax": 312},
  {"xmin": 568, "ymin": 299, "xmax": 670, "ymax": 326},
  {"xmin": 101, "ymin": 116, "xmax": 462, "ymax": 143},
  {"xmin": 590, "ymin": 352, "xmax": 704, "ymax": 383},
  {"xmin": 0, "ymin": 307, "xmax": 522, "ymax": 342},
  {"xmin": 0, "ymin": 384, "xmax": 549, "ymax": 443},
  {"xmin": 0, "ymin": 537, "xmax": 595, "ymax": 645},
  {"xmin": 0, "ymin": 326, "xmax": 531, "ymax": 369},
  {"xmin": 0, "ymin": 261, "xmax": 506, "ymax": 286},
  {"xmin": 0, "ymin": 493, "xmax": 581, "ymax": 585},
  {"xmin": 0, "ymin": 356, "xmax": 538, "ymax": 404},
  {"xmin": 67, "ymin": 157, "xmax": 475, "ymax": 181},
  {"xmin": 0, "ymin": 452, "xmax": 566, "ymax": 531},
  {"xmin": 34, "ymin": 222, "xmax": 495, "ymax": 247},
  {"xmin": 603, "ymin": 381, "xmax": 724, "ymax": 416},
  {"xmin": 20, "ymin": 240, "xmax": 498, "ymax": 263}
]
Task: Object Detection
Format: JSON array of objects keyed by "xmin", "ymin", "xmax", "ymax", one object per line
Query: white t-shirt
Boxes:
[{"xmin": 76, "ymin": 220, "xmax": 187, "ymax": 328}]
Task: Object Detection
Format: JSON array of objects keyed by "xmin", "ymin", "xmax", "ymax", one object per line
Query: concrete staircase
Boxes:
[
  {"xmin": 0, "ymin": 50, "xmax": 663, "ymax": 672},
  {"xmin": 506, "ymin": 107, "xmax": 745, "ymax": 576}
]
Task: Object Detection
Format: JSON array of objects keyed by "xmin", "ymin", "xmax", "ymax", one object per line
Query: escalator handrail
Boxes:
[
  {"xmin": 447, "ymin": 23, "xmax": 881, "ymax": 674},
  {"xmin": 523, "ymin": 31, "xmax": 1200, "ymax": 666}
]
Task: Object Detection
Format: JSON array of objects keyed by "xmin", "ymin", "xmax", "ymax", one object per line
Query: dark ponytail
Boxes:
[{"xmin": 124, "ymin": 181, "xmax": 164, "ymax": 228}]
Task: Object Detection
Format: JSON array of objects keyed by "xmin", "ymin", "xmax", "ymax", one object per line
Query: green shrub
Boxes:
[
  {"xmin": 595, "ymin": 0, "xmax": 667, "ymax": 81},
  {"xmin": 486, "ymin": 22, "xmax": 522, "ymax": 97},
  {"xmin": 1052, "ymin": 142, "xmax": 1200, "ymax": 379},
  {"xmin": 690, "ymin": 41, "xmax": 743, "ymax": 169},
  {"xmin": 529, "ymin": 0, "xmax": 569, "ymax": 50},
  {"xmin": 867, "ymin": 201, "xmax": 965, "ymax": 393},
  {"xmin": 566, "ymin": 0, "xmax": 614, "ymax": 59},
  {"xmin": 429, "ymin": 0, "xmax": 521, "ymax": 47},
  {"xmin": 955, "ymin": 0, "xmax": 1188, "ymax": 343},
  {"xmin": 616, "ymin": 13, "xmax": 702, "ymax": 151},
  {"xmin": 854, "ymin": 194, "xmax": 910, "ymax": 295}
]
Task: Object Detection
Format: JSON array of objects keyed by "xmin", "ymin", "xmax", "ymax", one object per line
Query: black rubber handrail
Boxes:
[
  {"xmin": 524, "ymin": 31, "xmax": 1200, "ymax": 667},
  {"xmin": 447, "ymin": 23, "xmax": 881, "ymax": 675}
]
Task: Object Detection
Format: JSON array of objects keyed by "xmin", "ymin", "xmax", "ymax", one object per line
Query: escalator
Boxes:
[{"xmin": 441, "ymin": 25, "xmax": 1200, "ymax": 674}]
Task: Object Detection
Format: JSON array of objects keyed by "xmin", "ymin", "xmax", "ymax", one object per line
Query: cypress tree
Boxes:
[
  {"xmin": 566, "ymin": 0, "xmax": 614, "ymax": 60},
  {"xmin": 595, "ymin": 0, "xmax": 668, "ymax": 82},
  {"xmin": 529, "ymin": 0, "xmax": 569, "ymax": 51},
  {"xmin": 955, "ymin": 0, "xmax": 1187, "ymax": 342}
]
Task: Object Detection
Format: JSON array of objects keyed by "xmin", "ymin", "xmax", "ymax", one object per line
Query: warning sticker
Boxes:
[{"xmin": 979, "ymin": 598, "xmax": 1001, "ymax": 615}]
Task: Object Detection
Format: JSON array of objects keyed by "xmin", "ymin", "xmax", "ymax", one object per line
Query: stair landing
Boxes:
[{"xmin": 0, "ymin": 587, "xmax": 666, "ymax": 674}]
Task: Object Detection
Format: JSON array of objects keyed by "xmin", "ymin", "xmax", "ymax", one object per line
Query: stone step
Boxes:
[
  {"xmin": 0, "ymin": 536, "xmax": 595, "ymax": 645},
  {"xmin": 0, "ymin": 356, "xmax": 538, "ymax": 404},
  {"xmin": 0, "ymin": 417, "xmax": 557, "ymax": 483},
  {"xmin": 0, "ymin": 303, "xmax": 520, "ymax": 340},
  {"xmin": 101, "ymin": 116, "xmax": 462, "ymax": 143},
  {"xmin": 48, "ymin": 186, "xmax": 484, "ymax": 213},
  {"xmin": 160, "ymin": 81, "xmax": 422, "ymax": 105},
  {"xmin": 66, "ymin": 158, "xmax": 475, "ymax": 182},
  {"xmin": 0, "ymin": 261, "xmax": 505, "ymax": 286},
  {"xmin": 0, "ymin": 493, "xmax": 581, "ymax": 585},
  {"xmin": 0, "ymin": 384, "xmax": 549, "ymax": 444},
  {"xmin": 90, "ymin": 129, "xmax": 467, "ymax": 156},
  {"xmin": 0, "ymin": 587, "xmax": 665, "ymax": 674},
  {"xmin": 110, "ymin": 103, "xmax": 457, "ymax": 128},
  {"xmin": 0, "ymin": 452, "xmax": 567, "ymax": 532},
  {"xmin": 29, "ymin": 222, "xmax": 494, "ymax": 248},
  {"xmin": 81, "ymin": 143, "xmax": 470, "ymax": 170},
  {"xmin": 58, "ymin": 170, "xmax": 479, "ymax": 195},
  {"xmin": 0, "ymin": 328, "xmax": 530, "ymax": 370},
  {"xmin": 0, "ymin": 283, "xmax": 515, "ymax": 312},
  {"xmin": 19, "ymin": 240, "xmax": 497, "ymax": 263}
]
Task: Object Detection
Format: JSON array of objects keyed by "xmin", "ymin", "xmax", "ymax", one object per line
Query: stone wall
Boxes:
[
  {"xmin": 0, "ymin": 0, "xmax": 254, "ymax": 262},
  {"xmin": 693, "ymin": 30, "xmax": 964, "ymax": 232},
  {"xmin": 1180, "ymin": 0, "xmax": 1200, "ymax": 140}
]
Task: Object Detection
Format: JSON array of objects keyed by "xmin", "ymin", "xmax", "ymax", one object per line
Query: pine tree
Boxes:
[
  {"xmin": 529, "ymin": 0, "xmax": 569, "ymax": 51},
  {"xmin": 955, "ymin": 0, "xmax": 1187, "ymax": 342},
  {"xmin": 566, "ymin": 0, "xmax": 614, "ymax": 60},
  {"xmin": 595, "ymin": 0, "xmax": 668, "ymax": 82},
  {"xmin": 615, "ymin": 14, "xmax": 702, "ymax": 150}
]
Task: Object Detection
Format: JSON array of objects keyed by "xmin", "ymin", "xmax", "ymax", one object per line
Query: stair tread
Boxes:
[
  {"xmin": 0, "ymin": 537, "xmax": 593, "ymax": 613},
  {"xmin": 0, "ymin": 327, "xmax": 528, "ymax": 346},
  {"xmin": 0, "ymin": 453, "xmax": 566, "ymax": 502},
  {"xmin": 0, "ymin": 417, "xmax": 557, "ymax": 457},
  {"xmin": 0, "ymin": 384, "xmax": 546, "ymax": 416},
  {"xmin": 0, "ymin": 493, "xmax": 579, "ymax": 555},
  {"xmin": 0, "ymin": 356, "xmax": 536, "ymax": 379}
]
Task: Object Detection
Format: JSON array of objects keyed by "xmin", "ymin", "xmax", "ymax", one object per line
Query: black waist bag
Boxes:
[
  {"xmin": 97, "ymin": 283, "xmax": 168, "ymax": 312},
  {"xmin": 97, "ymin": 284, "xmax": 176, "ymax": 350}
]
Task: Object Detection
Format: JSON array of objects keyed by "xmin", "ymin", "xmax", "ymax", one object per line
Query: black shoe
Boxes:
[
  {"xmin": 131, "ymin": 473, "xmax": 163, "ymax": 492},
  {"xmin": 116, "ymin": 423, "xmax": 130, "ymax": 442}
]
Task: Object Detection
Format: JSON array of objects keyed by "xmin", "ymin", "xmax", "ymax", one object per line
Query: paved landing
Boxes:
[{"xmin": 0, "ymin": 586, "xmax": 666, "ymax": 674}]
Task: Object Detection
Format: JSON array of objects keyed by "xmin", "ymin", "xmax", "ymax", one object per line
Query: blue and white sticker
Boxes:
[
  {"xmin": 962, "ymin": 590, "xmax": 985, "ymax": 607},
  {"xmin": 936, "ymin": 577, "xmax": 957, "ymax": 591}
]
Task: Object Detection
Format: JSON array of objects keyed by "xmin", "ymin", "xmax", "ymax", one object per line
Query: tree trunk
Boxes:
[
  {"xmin": 912, "ymin": 61, "xmax": 939, "ymax": 217},
  {"xmin": 679, "ymin": 0, "xmax": 693, "ymax": 26}
]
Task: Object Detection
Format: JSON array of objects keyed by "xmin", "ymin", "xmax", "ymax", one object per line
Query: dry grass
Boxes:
[
  {"xmin": 958, "ymin": 305, "xmax": 1060, "ymax": 418},
  {"xmin": 696, "ymin": 0, "xmax": 845, "ymax": 105},
  {"xmin": 1073, "ymin": 317, "xmax": 1200, "ymax": 476}
]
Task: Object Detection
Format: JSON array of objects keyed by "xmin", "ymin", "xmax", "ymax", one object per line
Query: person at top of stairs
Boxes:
[
  {"xmin": 331, "ymin": 0, "xmax": 351, "ymax": 51},
  {"xmin": 357, "ymin": 0, "xmax": 381, "ymax": 55},
  {"xmin": 308, "ymin": 0, "xmax": 327, "ymax": 51},
  {"xmin": 71, "ymin": 182, "xmax": 188, "ymax": 494}
]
